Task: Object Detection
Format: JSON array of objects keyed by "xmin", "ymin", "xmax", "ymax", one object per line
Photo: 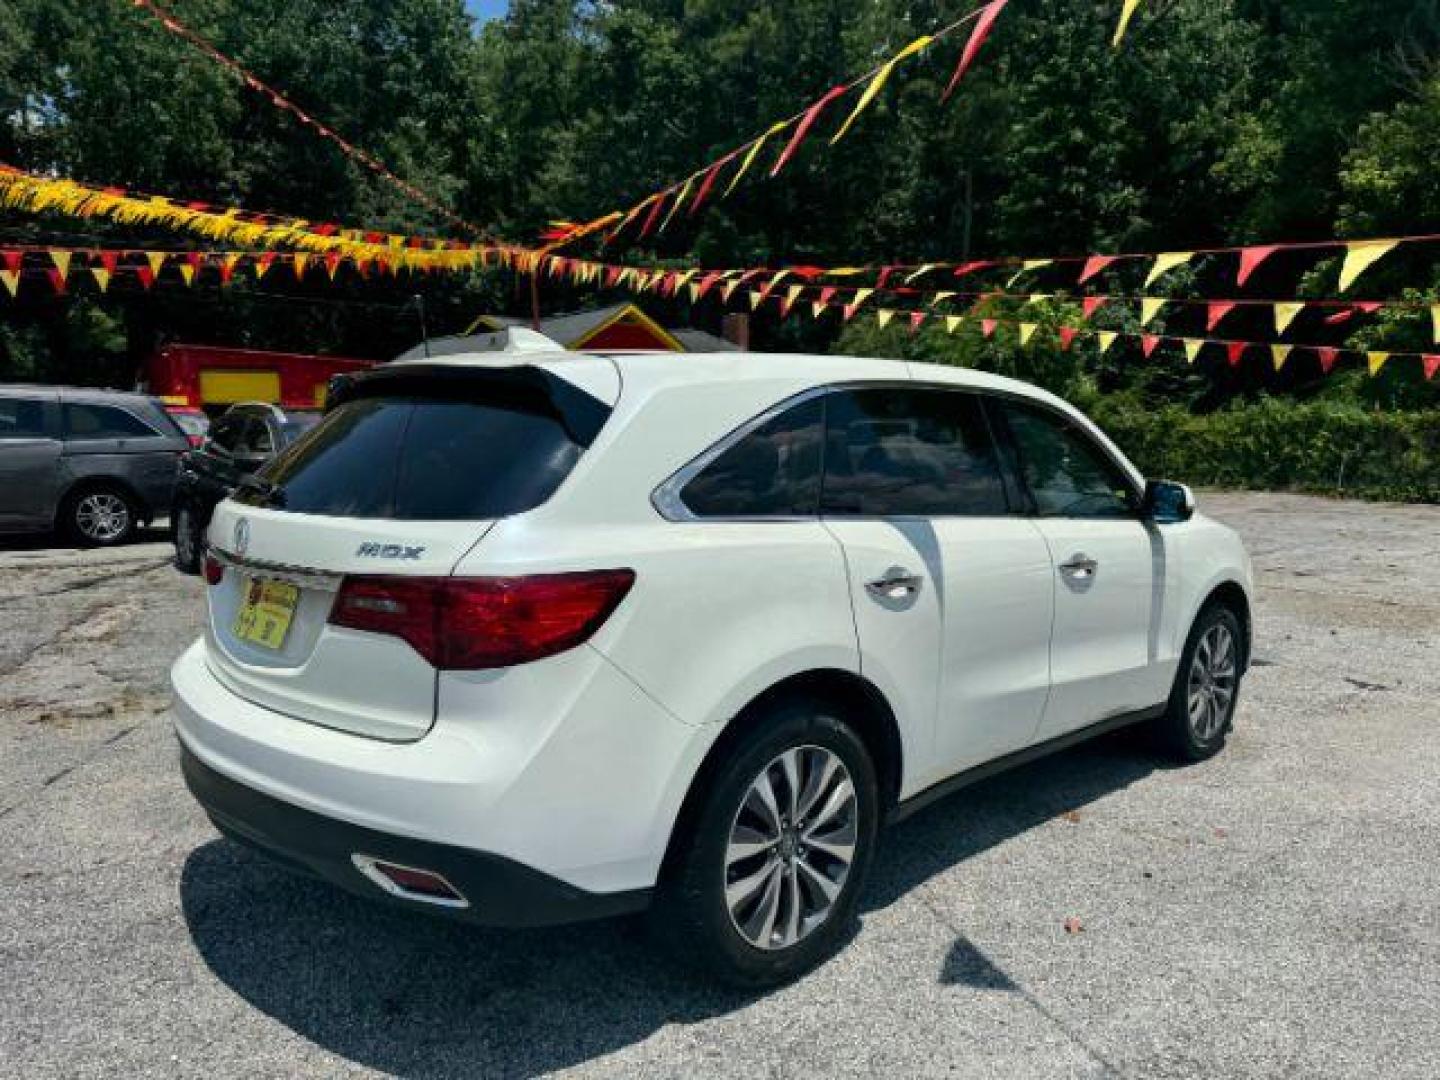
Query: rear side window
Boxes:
[
  {"xmin": 680, "ymin": 398, "xmax": 824, "ymax": 517},
  {"xmin": 240, "ymin": 376, "xmax": 607, "ymax": 520},
  {"xmin": 0, "ymin": 398, "xmax": 47, "ymax": 439},
  {"xmin": 821, "ymin": 388, "xmax": 1008, "ymax": 516},
  {"xmin": 63, "ymin": 402, "xmax": 159, "ymax": 439}
]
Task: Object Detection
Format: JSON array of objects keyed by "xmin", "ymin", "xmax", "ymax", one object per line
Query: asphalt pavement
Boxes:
[{"xmin": 1, "ymin": 494, "xmax": 1437, "ymax": 1078}]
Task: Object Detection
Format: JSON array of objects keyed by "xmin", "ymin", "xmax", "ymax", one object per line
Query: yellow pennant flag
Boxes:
[
  {"xmin": 49, "ymin": 251, "xmax": 72, "ymax": 281},
  {"xmin": 1019, "ymin": 322, "xmax": 1038, "ymax": 346},
  {"xmin": 1338, "ymin": 240, "xmax": 1398, "ymax": 291},
  {"xmin": 1140, "ymin": 297, "xmax": 1166, "ymax": 325},
  {"xmin": 0, "ymin": 269, "xmax": 19, "ymax": 296},
  {"xmin": 945, "ymin": 315, "xmax": 964, "ymax": 333},
  {"xmin": 749, "ymin": 290, "xmax": 766, "ymax": 311},
  {"xmin": 1145, "ymin": 251, "xmax": 1192, "ymax": 287},
  {"xmin": 688, "ymin": 283, "xmax": 702, "ymax": 304},
  {"xmin": 811, "ymin": 300, "xmax": 828, "ymax": 318},
  {"xmin": 877, "ymin": 308, "xmax": 896, "ymax": 329},
  {"xmin": 720, "ymin": 280, "xmax": 740, "ymax": 303},
  {"xmin": 1007, "ymin": 259, "xmax": 1051, "ymax": 289},
  {"xmin": 1368, "ymin": 351, "xmax": 1390, "ymax": 376},
  {"xmin": 932, "ymin": 290, "xmax": 956, "ymax": 304},
  {"xmin": 1183, "ymin": 339, "xmax": 1205, "ymax": 365},
  {"xmin": 828, "ymin": 266, "xmax": 866, "ymax": 276},
  {"xmin": 292, "ymin": 253, "xmax": 309, "ymax": 280},
  {"xmin": 831, "ymin": 36, "xmax": 934, "ymax": 145},
  {"xmin": 660, "ymin": 175, "xmax": 695, "ymax": 232},
  {"xmin": 1273, "ymin": 302, "xmax": 1304, "ymax": 335},
  {"xmin": 147, "ymin": 252, "xmax": 168, "ymax": 278},
  {"xmin": 1271, "ymin": 345, "xmax": 1292, "ymax": 372},
  {"xmin": 90, "ymin": 267, "xmax": 111, "ymax": 293},
  {"xmin": 1430, "ymin": 304, "xmax": 1440, "ymax": 344},
  {"xmin": 727, "ymin": 121, "xmax": 791, "ymax": 198},
  {"xmin": 178, "ymin": 261, "xmax": 196, "ymax": 286},
  {"xmin": 850, "ymin": 287, "xmax": 874, "ymax": 311},
  {"xmin": 1098, "ymin": 331, "xmax": 1119, "ymax": 355},
  {"xmin": 1113, "ymin": 0, "xmax": 1143, "ymax": 47},
  {"xmin": 785, "ymin": 284, "xmax": 806, "ymax": 309},
  {"xmin": 1028, "ymin": 293, "xmax": 1050, "ymax": 307},
  {"xmin": 905, "ymin": 263, "xmax": 939, "ymax": 284},
  {"xmin": 673, "ymin": 268, "xmax": 699, "ymax": 290}
]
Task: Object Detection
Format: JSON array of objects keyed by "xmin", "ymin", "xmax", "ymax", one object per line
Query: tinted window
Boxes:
[
  {"xmin": 1000, "ymin": 402, "xmax": 1135, "ymax": 518},
  {"xmin": 240, "ymin": 389, "xmax": 601, "ymax": 520},
  {"xmin": 169, "ymin": 412, "xmax": 209, "ymax": 439},
  {"xmin": 63, "ymin": 402, "xmax": 158, "ymax": 439},
  {"xmin": 280, "ymin": 411, "xmax": 322, "ymax": 445},
  {"xmin": 209, "ymin": 414, "xmax": 244, "ymax": 452},
  {"xmin": 680, "ymin": 398, "xmax": 824, "ymax": 517},
  {"xmin": 821, "ymin": 388, "xmax": 1008, "ymax": 516},
  {"xmin": 0, "ymin": 398, "xmax": 47, "ymax": 439},
  {"xmin": 239, "ymin": 417, "xmax": 275, "ymax": 456}
]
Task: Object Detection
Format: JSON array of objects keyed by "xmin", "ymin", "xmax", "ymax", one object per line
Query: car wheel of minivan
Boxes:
[
  {"xmin": 1157, "ymin": 603, "xmax": 1243, "ymax": 762},
  {"xmin": 653, "ymin": 702, "xmax": 880, "ymax": 987},
  {"xmin": 63, "ymin": 485, "xmax": 137, "ymax": 547},
  {"xmin": 172, "ymin": 503, "xmax": 204, "ymax": 573}
]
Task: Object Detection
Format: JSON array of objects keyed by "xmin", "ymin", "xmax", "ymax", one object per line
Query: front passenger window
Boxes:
[{"xmin": 1000, "ymin": 403, "xmax": 1136, "ymax": 518}]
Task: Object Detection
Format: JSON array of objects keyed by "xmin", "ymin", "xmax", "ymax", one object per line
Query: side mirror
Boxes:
[{"xmin": 1143, "ymin": 480, "xmax": 1195, "ymax": 523}]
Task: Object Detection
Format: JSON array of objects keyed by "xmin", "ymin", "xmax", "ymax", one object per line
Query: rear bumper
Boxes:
[{"xmin": 181, "ymin": 743, "xmax": 651, "ymax": 926}]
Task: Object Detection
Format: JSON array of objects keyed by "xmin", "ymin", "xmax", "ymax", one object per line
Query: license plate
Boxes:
[{"xmin": 233, "ymin": 578, "xmax": 300, "ymax": 650}]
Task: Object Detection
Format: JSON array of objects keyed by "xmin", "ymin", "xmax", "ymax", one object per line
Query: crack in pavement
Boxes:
[{"xmin": 0, "ymin": 560, "xmax": 171, "ymax": 608}]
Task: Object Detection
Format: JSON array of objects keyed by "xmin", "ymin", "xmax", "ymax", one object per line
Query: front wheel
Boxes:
[
  {"xmin": 1157, "ymin": 604, "xmax": 1244, "ymax": 762},
  {"xmin": 653, "ymin": 703, "xmax": 880, "ymax": 987}
]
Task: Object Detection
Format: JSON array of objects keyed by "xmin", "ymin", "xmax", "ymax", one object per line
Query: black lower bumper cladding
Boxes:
[{"xmin": 180, "ymin": 745, "xmax": 651, "ymax": 928}]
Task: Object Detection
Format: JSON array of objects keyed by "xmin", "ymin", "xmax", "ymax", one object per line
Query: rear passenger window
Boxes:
[
  {"xmin": 0, "ymin": 398, "xmax": 47, "ymax": 439},
  {"xmin": 62, "ymin": 402, "xmax": 158, "ymax": 439},
  {"xmin": 821, "ymin": 388, "xmax": 1008, "ymax": 516},
  {"xmin": 680, "ymin": 398, "xmax": 824, "ymax": 517}
]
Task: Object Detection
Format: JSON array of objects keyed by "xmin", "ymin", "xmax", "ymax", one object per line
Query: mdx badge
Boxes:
[{"xmin": 356, "ymin": 543, "xmax": 425, "ymax": 560}]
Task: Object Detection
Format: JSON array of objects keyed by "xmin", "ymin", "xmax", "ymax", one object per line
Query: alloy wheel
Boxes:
[
  {"xmin": 76, "ymin": 492, "xmax": 130, "ymax": 543},
  {"xmin": 724, "ymin": 745, "xmax": 857, "ymax": 951},
  {"xmin": 1187, "ymin": 622, "xmax": 1237, "ymax": 742}
]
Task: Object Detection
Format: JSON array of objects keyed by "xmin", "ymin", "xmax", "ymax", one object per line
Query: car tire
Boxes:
[
  {"xmin": 172, "ymin": 502, "xmax": 205, "ymax": 574},
  {"xmin": 652, "ymin": 701, "xmax": 881, "ymax": 988},
  {"xmin": 1156, "ymin": 603, "xmax": 1244, "ymax": 762},
  {"xmin": 62, "ymin": 485, "xmax": 138, "ymax": 548}
]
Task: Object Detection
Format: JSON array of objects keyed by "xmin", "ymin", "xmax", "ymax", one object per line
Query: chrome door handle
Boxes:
[
  {"xmin": 865, "ymin": 567, "xmax": 923, "ymax": 599},
  {"xmin": 1059, "ymin": 554, "xmax": 1098, "ymax": 580}
]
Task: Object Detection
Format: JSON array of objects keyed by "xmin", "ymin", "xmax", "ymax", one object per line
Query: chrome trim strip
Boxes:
[{"xmin": 209, "ymin": 549, "xmax": 343, "ymax": 593}]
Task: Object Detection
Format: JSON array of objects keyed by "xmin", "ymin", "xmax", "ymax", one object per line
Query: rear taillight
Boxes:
[
  {"xmin": 202, "ymin": 553, "xmax": 224, "ymax": 585},
  {"xmin": 328, "ymin": 570, "xmax": 635, "ymax": 670}
]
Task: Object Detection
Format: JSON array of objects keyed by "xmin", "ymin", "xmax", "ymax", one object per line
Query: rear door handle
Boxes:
[
  {"xmin": 865, "ymin": 567, "xmax": 923, "ymax": 599},
  {"xmin": 1059, "ymin": 554, "xmax": 1098, "ymax": 580}
]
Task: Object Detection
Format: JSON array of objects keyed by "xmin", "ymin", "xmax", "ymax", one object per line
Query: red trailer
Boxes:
[{"xmin": 147, "ymin": 343, "xmax": 373, "ymax": 413}]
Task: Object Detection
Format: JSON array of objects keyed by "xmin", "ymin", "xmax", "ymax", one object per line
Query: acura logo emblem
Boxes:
[{"xmin": 233, "ymin": 518, "xmax": 250, "ymax": 556}]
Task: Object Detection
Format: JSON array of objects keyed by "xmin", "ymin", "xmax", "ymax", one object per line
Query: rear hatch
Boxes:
[{"xmin": 203, "ymin": 361, "xmax": 616, "ymax": 741}]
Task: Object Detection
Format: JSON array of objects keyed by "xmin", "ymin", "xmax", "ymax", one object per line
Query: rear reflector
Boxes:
[
  {"xmin": 351, "ymin": 854, "xmax": 468, "ymax": 908},
  {"xmin": 202, "ymin": 553, "xmax": 224, "ymax": 585},
  {"xmin": 328, "ymin": 570, "xmax": 635, "ymax": 670}
]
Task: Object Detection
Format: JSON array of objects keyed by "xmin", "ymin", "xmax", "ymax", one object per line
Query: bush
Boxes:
[{"xmin": 1090, "ymin": 396, "xmax": 1440, "ymax": 503}]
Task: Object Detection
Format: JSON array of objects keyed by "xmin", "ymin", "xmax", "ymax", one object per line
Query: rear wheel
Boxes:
[
  {"xmin": 64, "ymin": 486, "xmax": 137, "ymax": 548},
  {"xmin": 1157, "ymin": 604, "xmax": 1243, "ymax": 761},
  {"xmin": 172, "ymin": 502, "xmax": 205, "ymax": 573},
  {"xmin": 653, "ymin": 702, "xmax": 880, "ymax": 987}
]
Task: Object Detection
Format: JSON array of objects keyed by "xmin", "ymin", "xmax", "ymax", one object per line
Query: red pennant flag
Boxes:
[
  {"xmin": 324, "ymin": 252, "xmax": 342, "ymax": 279},
  {"xmin": 737, "ymin": 268, "xmax": 767, "ymax": 288},
  {"xmin": 842, "ymin": 301, "xmax": 861, "ymax": 322},
  {"xmin": 877, "ymin": 265, "xmax": 899, "ymax": 290},
  {"xmin": 1207, "ymin": 302, "xmax": 1237, "ymax": 332},
  {"xmin": 981, "ymin": 319, "xmax": 997, "ymax": 338},
  {"xmin": 909, "ymin": 311, "xmax": 927, "ymax": 333},
  {"xmin": 1, "ymin": 251, "xmax": 22, "ymax": 275},
  {"xmin": 694, "ymin": 271, "xmax": 722, "ymax": 299},
  {"xmin": 605, "ymin": 266, "xmax": 622, "ymax": 287},
  {"xmin": 97, "ymin": 251, "xmax": 119, "ymax": 275},
  {"xmin": 218, "ymin": 258, "xmax": 237, "ymax": 285},
  {"xmin": 1235, "ymin": 245, "xmax": 1280, "ymax": 287},
  {"xmin": 638, "ymin": 191, "xmax": 669, "ymax": 238},
  {"xmin": 688, "ymin": 152, "xmax": 737, "ymax": 217},
  {"xmin": 134, "ymin": 265, "xmax": 155, "ymax": 290},
  {"xmin": 1314, "ymin": 347, "xmax": 1339, "ymax": 374},
  {"xmin": 942, "ymin": 0, "xmax": 1008, "ymax": 102},
  {"xmin": 1141, "ymin": 334, "xmax": 1160, "ymax": 358},
  {"xmin": 1423, "ymin": 355, "xmax": 1440, "ymax": 381},
  {"xmin": 1059, "ymin": 326, "xmax": 1078, "ymax": 351},
  {"xmin": 772, "ymin": 86, "xmax": 848, "ymax": 177},
  {"xmin": 1323, "ymin": 307, "xmax": 1357, "ymax": 326},
  {"xmin": 818, "ymin": 286, "xmax": 837, "ymax": 306},
  {"xmin": 1078, "ymin": 255, "xmax": 1120, "ymax": 284},
  {"xmin": 1355, "ymin": 301, "xmax": 1383, "ymax": 314},
  {"xmin": 1082, "ymin": 296, "xmax": 1109, "ymax": 321},
  {"xmin": 953, "ymin": 260, "xmax": 995, "ymax": 278},
  {"xmin": 46, "ymin": 268, "xmax": 67, "ymax": 294},
  {"xmin": 1226, "ymin": 341, "xmax": 1247, "ymax": 368}
]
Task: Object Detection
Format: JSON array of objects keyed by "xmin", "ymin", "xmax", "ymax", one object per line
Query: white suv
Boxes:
[{"xmin": 171, "ymin": 347, "xmax": 1252, "ymax": 986}]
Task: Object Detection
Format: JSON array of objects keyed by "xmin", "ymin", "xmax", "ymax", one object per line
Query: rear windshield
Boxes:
[{"xmin": 236, "ymin": 372, "xmax": 608, "ymax": 520}]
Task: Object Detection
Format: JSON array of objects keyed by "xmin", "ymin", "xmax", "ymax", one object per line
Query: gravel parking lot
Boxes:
[{"xmin": 1, "ymin": 493, "xmax": 1437, "ymax": 1079}]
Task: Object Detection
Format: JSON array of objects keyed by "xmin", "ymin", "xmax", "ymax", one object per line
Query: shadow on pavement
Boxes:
[
  {"xmin": 0, "ymin": 525, "xmax": 169, "ymax": 553},
  {"xmin": 180, "ymin": 730, "xmax": 1156, "ymax": 1078}
]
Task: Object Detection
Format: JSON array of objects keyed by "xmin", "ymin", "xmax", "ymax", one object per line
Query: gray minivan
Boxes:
[{"xmin": 0, "ymin": 386, "xmax": 189, "ymax": 546}]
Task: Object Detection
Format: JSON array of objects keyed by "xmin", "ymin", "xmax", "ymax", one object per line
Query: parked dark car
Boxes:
[
  {"xmin": 171, "ymin": 402, "xmax": 322, "ymax": 572},
  {"xmin": 0, "ymin": 385, "xmax": 188, "ymax": 546}
]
